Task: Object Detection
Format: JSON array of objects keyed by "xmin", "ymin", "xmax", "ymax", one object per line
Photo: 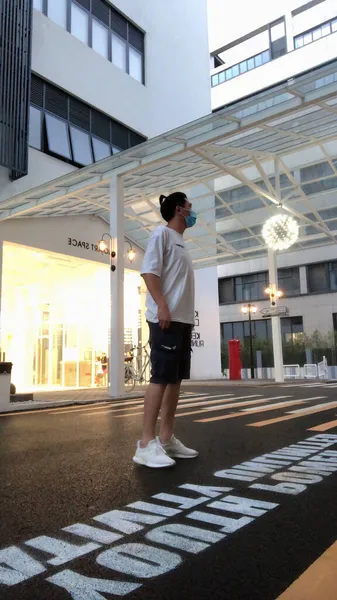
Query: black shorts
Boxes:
[{"xmin": 148, "ymin": 321, "xmax": 193, "ymax": 385}]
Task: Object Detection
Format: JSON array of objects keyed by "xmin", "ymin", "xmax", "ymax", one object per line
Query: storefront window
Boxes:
[{"xmin": 1, "ymin": 243, "xmax": 143, "ymax": 392}]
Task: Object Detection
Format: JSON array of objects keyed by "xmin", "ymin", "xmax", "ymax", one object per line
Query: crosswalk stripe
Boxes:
[
  {"xmin": 248, "ymin": 398, "xmax": 336, "ymax": 427},
  {"xmin": 288, "ymin": 401, "xmax": 337, "ymax": 414},
  {"xmin": 308, "ymin": 417, "xmax": 337, "ymax": 431},
  {"xmin": 196, "ymin": 397, "xmax": 308, "ymax": 423},
  {"xmin": 276, "ymin": 540, "xmax": 337, "ymax": 599},
  {"xmin": 175, "ymin": 395, "xmax": 267, "ymax": 418},
  {"xmin": 49, "ymin": 392, "xmax": 221, "ymax": 416},
  {"xmin": 81, "ymin": 394, "xmax": 238, "ymax": 418}
]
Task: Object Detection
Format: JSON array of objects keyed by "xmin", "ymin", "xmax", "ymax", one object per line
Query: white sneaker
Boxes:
[
  {"xmin": 133, "ymin": 439, "xmax": 176, "ymax": 469},
  {"xmin": 159, "ymin": 435, "xmax": 199, "ymax": 459}
]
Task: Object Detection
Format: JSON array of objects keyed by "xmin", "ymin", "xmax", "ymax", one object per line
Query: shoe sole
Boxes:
[
  {"xmin": 133, "ymin": 456, "xmax": 176, "ymax": 469},
  {"xmin": 168, "ymin": 453, "xmax": 199, "ymax": 459}
]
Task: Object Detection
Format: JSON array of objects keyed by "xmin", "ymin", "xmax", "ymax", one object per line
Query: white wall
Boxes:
[
  {"xmin": 218, "ymin": 243, "xmax": 337, "ymax": 337},
  {"xmin": 0, "ymin": 2, "xmax": 211, "ymax": 214},
  {"xmin": 0, "ymin": 150, "xmax": 76, "ymax": 204},
  {"xmin": 0, "ymin": 215, "xmax": 144, "ymax": 271},
  {"xmin": 191, "ymin": 266, "xmax": 222, "ymax": 380},
  {"xmin": 208, "ymin": 0, "xmax": 333, "ymax": 54},
  {"xmin": 33, "ymin": 0, "xmax": 211, "ymax": 139},
  {"xmin": 211, "ymin": 30, "xmax": 337, "ymax": 108}
]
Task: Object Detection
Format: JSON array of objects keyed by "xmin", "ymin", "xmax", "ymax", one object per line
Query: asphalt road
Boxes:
[{"xmin": 1, "ymin": 382, "xmax": 337, "ymax": 600}]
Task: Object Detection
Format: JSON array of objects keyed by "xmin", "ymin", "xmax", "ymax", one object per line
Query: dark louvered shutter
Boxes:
[
  {"xmin": 128, "ymin": 24, "xmax": 144, "ymax": 52},
  {"xmin": 92, "ymin": 0, "xmax": 110, "ymax": 26},
  {"xmin": 69, "ymin": 97, "xmax": 91, "ymax": 131},
  {"xmin": 110, "ymin": 7, "xmax": 127, "ymax": 40},
  {"xmin": 73, "ymin": 0, "xmax": 90, "ymax": 11},
  {"xmin": 91, "ymin": 109, "xmax": 111, "ymax": 142},
  {"xmin": 129, "ymin": 131, "xmax": 146, "ymax": 147},
  {"xmin": 30, "ymin": 75, "xmax": 44, "ymax": 108},
  {"xmin": 45, "ymin": 84, "xmax": 68, "ymax": 119},
  {"xmin": 111, "ymin": 121, "xmax": 129, "ymax": 150}
]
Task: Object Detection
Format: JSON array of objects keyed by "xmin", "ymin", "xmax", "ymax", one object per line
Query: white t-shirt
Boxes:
[{"xmin": 141, "ymin": 226, "xmax": 195, "ymax": 325}]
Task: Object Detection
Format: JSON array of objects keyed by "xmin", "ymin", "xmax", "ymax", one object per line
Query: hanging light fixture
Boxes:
[
  {"xmin": 262, "ymin": 214, "xmax": 299, "ymax": 251},
  {"xmin": 98, "ymin": 239, "xmax": 108, "ymax": 252},
  {"xmin": 125, "ymin": 240, "xmax": 136, "ymax": 263}
]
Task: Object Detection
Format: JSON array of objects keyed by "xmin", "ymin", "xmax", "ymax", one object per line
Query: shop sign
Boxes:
[
  {"xmin": 67, "ymin": 238, "xmax": 109, "ymax": 255},
  {"xmin": 192, "ymin": 310, "xmax": 204, "ymax": 348}
]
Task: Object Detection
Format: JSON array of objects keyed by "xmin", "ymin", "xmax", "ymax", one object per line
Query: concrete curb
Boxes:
[{"xmin": 1, "ymin": 393, "xmax": 144, "ymax": 414}]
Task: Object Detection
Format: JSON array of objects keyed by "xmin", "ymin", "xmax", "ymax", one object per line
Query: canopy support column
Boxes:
[{"xmin": 108, "ymin": 175, "xmax": 125, "ymax": 398}]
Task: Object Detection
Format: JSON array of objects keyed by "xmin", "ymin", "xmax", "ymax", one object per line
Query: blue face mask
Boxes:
[{"xmin": 185, "ymin": 210, "xmax": 197, "ymax": 228}]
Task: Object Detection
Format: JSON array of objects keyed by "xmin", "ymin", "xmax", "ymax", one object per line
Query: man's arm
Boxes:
[{"xmin": 142, "ymin": 273, "xmax": 171, "ymax": 329}]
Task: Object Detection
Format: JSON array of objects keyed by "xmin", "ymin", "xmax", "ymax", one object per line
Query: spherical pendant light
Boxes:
[{"xmin": 262, "ymin": 214, "xmax": 299, "ymax": 251}]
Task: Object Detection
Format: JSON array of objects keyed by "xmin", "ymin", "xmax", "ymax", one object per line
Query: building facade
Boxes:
[
  {"xmin": 208, "ymin": 0, "xmax": 337, "ymax": 369},
  {"xmin": 0, "ymin": 0, "xmax": 213, "ymax": 392}
]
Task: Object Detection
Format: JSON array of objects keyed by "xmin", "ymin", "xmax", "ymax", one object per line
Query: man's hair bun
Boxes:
[{"xmin": 159, "ymin": 194, "xmax": 167, "ymax": 206}]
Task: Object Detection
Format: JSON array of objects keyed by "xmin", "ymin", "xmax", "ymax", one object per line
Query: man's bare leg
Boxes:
[
  {"xmin": 159, "ymin": 382, "xmax": 181, "ymax": 444},
  {"xmin": 140, "ymin": 383, "xmax": 166, "ymax": 447}
]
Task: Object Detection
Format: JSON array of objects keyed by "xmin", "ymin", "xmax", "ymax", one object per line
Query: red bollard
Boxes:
[{"xmin": 228, "ymin": 339, "xmax": 242, "ymax": 380}]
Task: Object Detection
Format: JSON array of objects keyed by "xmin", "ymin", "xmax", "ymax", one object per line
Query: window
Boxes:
[
  {"xmin": 232, "ymin": 64, "xmax": 239, "ymax": 77},
  {"xmin": 129, "ymin": 46, "xmax": 143, "ymax": 82},
  {"xmin": 333, "ymin": 313, "xmax": 337, "ymax": 332},
  {"xmin": 328, "ymin": 261, "xmax": 337, "ymax": 291},
  {"xmin": 221, "ymin": 318, "xmax": 303, "ymax": 345},
  {"xmin": 219, "ymin": 278, "xmax": 234, "ymax": 304},
  {"xmin": 92, "ymin": 137, "xmax": 111, "ymax": 161},
  {"xmin": 295, "ymin": 17, "xmax": 336, "ymax": 50},
  {"xmin": 282, "ymin": 317, "xmax": 303, "ymax": 343},
  {"xmin": 247, "ymin": 58, "xmax": 255, "ymax": 70},
  {"xmin": 45, "ymin": 114, "xmax": 72, "ymax": 160},
  {"xmin": 219, "ymin": 267, "xmax": 301, "ymax": 304},
  {"xmin": 29, "ymin": 106, "xmax": 42, "ymax": 150},
  {"xmin": 270, "ymin": 19, "xmax": 287, "ymax": 59},
  {"xmin": 240, "ymin": 61, "xmax": 247, "ymax": 74},
  {"xmin": 321, "ymin": 23, "xmax": 331, "ymax": 37},
  {"xmin": 29, "ymin": 75, "xmax": 146, "ymax": 167},
  {"xmin": 111, "ymin": 33, "xmax": 127, "ymax": 71},
  {"xmin": 262, "ymin": 50, "xmax": 270, "ymax": 64},
  {"xmin": 71, "ymin": 2, "xmax": 89, "ymax": 44},
  {"xmin": 211, "ymin": 49, "xmax": 270, "ymax": 87},
  {"xmin": 38, "ymin": 0, "xmax": 145, "ymax": 83},
  {"xmin": 92, "ymin": 18, "xmax": 109, "ymax": 59},
  {"xmin": 211, "ymin": 74, "xmax": 219, "ymax": 86},
  {"xmin": 307, "ymin": 263, "xmax": 329, "ymax": 292},
  {"xmin": 278, "ymin": 267, "xmax": 300, "ymax": 296},
  {"xmin": 69, "ymin": 126, "xmax": 93, "ymax": 165},
  {"xmin": 48, "ymin": 0, "xmax": 67, "ymax": 29},
  {"xmin": 303, "ymin": 32, "xmax": 312, "ymax": 45}
]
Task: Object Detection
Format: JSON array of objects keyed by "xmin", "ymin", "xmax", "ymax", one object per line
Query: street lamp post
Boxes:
[{"xmin": 241, "ymin": 303, "xmax": 257, "ymax": 380}]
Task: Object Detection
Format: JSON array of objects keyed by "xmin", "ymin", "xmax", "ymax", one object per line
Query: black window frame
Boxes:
[
  {"xmin": 221, "ymin": 317, "xmax": 303, "ymax": 344},
  {"xmin": 307, "ymin": 262, "xmax": 329, "ymax": 293},
  {"xmin": 35, "ymin": 0, "xmax": 145, "ymax": 84},
  {"xmin": 219, "ymin": 267, "xmax": 301, "ymax": 305},
  {"xmin": 29, "ymin": 75, "xmax": 146, "ymax": 167},
  {"xmin": 269, "ymin": 18, "xmax": 287, "ymax": 60}
]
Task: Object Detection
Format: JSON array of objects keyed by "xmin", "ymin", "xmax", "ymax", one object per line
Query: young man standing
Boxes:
[{"xmin": 133, "ymin": 191, "xmax": 198, "ymax": 468}]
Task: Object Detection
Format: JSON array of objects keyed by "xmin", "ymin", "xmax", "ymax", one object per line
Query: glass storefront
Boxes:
[{"xmin": 0, "ymin": 242, "xmax": 143, "ymax": 392}]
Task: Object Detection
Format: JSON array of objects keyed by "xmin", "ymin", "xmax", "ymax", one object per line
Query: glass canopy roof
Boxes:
[{"xmin": 2, "ymin": 59, "xmax": 337, "ymax": 268}]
